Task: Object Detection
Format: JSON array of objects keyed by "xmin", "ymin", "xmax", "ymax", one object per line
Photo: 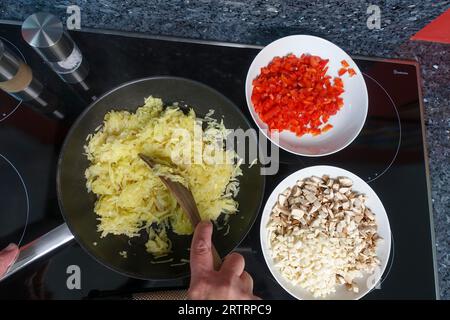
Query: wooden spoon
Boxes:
[{"xmin": 138, "ymin": 153, "xmax": 222, "ymax": 270}]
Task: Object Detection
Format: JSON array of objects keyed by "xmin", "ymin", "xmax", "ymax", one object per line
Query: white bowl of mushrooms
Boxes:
[{"xmin": 260, "ymin": 165, "xmax": 391, "ymax": 300}]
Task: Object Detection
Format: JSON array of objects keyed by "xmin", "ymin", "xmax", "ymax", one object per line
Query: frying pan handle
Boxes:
[{"xmin": 1, "ymin": 223, "xmax": 74, "ymax": 281}]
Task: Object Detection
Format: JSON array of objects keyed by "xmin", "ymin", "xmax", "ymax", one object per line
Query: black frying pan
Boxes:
[{"xmin": 57, "ymin": 77, "xmax": 265, "ymax": 280}]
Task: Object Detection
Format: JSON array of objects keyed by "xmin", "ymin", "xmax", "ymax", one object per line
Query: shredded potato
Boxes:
[{"xmin": 84, "ymin": 96, "xmax": 242, "ymax": 257}]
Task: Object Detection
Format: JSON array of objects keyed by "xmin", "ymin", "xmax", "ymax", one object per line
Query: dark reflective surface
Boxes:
[
  {"xmin": 0, "ymin": 154, "xmax": 28, "ymax": 248},
  {"xmin": 0, "ymin": 24, "xmax": 437, "ymax": 299},
  {"xmin": 279, "ymin": 73, "xmax": 401, "ymax": 183}
]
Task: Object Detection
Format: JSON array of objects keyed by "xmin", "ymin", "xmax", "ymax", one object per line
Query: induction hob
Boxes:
[{"xmin": 0, "ymin": 22, "xmax": 438, "ymax": 299}]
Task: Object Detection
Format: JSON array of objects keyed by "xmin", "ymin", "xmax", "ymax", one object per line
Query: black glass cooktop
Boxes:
[{"xmin": 0, "ymin": 22, "xmax": 438, "ymax": 299}]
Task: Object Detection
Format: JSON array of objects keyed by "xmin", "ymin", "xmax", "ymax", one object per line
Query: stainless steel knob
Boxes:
[
  {"xmin": 21, "ymin": 12, "xmax": 74, "ymax": 62},
  {"xmin": 0, "ymin": 40, "xmax": 21, "ymax": 82},
  {"xmin": 0, "ymin": 38, "xmax": 65, "ymax": 119},
  {"xmin": 22, "ymin": 12, "xmax": 89, "ymax": 85}
]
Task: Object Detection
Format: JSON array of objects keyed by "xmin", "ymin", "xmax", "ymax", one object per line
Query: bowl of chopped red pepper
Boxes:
[{"xmin": 246, "ymin": 35, "xmax": 368, "ymax": 156}]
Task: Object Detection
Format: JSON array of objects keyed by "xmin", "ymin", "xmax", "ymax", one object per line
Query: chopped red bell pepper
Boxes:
[
  {"xmin": 348, "ymin": 68, "xmax": 356, "ymax": 77},
  {"xmin": 341, "ymin": 59, "xmax": 350, "ymax": 68},
  {"xmin": 251, "ymin": 54, "xmax": 345, "ymax": 137},
  {"xmin": 338, "ymin": 68, "xmax": 347, "ymax": 76}
]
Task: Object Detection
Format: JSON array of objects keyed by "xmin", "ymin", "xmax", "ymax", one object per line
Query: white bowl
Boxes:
[
  {"xmin": 245, "ymin": 35, "xmax": 368, "ymax": 156},
  {"xmin": 260, "ymin": 166, "xmax": 392, "ymax": 300}
]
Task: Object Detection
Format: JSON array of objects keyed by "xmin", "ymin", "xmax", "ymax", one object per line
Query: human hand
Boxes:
[
  {"xmin": 0, "ymin": 243, "xmax": 19, "ymax": 279},
  {"xmin": 188, "ymin": 221, "xmax": 260, "ymax": 300}
]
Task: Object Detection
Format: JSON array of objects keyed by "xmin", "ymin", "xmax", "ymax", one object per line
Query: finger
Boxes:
[
  {"xmin": 0, "ymin": 243, "xmax": 19, "ymax": 278},
  {"xmin": 221, "ymin": 252, "xmax": 245, "ymax": 277},
  {"xmin": 240, "ymin": 271, "xmax": 254, "ymax": 291},
  {"xmin": 190, "ymin": 221, "xmax": 214, "ymax": 277}
]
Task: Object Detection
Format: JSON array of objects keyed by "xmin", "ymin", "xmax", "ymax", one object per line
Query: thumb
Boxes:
[
  {"xmin": 0, "ymin": 243, "xmax": 19, "ymax": 278},
  {"xmin": 190, "ymin": 221, "xmax": 214, "ymax": 278}
]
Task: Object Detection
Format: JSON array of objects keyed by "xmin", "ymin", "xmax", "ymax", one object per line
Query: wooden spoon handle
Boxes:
[
  {"xmin": 211, "ymin": 246, "xmax": 222, "ymax": 271},
  {"xmin": 138, "ymin": 153, "xmax": 222, "ymax": 270},
  {"xmin": 163, "ymin": 178, "xmax": 222, "ymax": 270}
]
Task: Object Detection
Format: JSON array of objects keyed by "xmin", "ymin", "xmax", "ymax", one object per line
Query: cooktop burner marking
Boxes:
[
  {"xmin": 0, "ymin": 36, "xmax": 26, "ymax": 123},
  {"xmin": 278, "ymin": 72, "xmax": 401, "ymax": 183},
  {"xmin": 0, "ymin": 153, "xmax": 29, "ymax": 247},
  {"xmin": 362, "ymin": 73, "xmax": 402, "ymax": 183}
]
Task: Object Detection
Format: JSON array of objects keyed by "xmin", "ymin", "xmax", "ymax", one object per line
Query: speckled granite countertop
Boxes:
[{"xmin": 1, "ymin": 0, "xmax": 449, "ymax": 298}]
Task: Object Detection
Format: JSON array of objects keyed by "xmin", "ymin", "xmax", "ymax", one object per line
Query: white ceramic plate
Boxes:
[
  {"xmin": 245, "ymin": 35, "xmax": 368, "ymax": 156},
  {"xmin": 260, "ymin": 166, "xmax": 391, "ymax": 300}
]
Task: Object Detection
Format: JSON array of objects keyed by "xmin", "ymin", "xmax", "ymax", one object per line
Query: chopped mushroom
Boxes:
[{"xmin": 267, "ymin": 175, "xmax": 381, "ymax": 298}]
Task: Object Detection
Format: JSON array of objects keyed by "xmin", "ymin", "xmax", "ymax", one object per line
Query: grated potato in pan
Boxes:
[{"xmin": 84, "ymin": 96, "xmax": 242, "ymax": 257}]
